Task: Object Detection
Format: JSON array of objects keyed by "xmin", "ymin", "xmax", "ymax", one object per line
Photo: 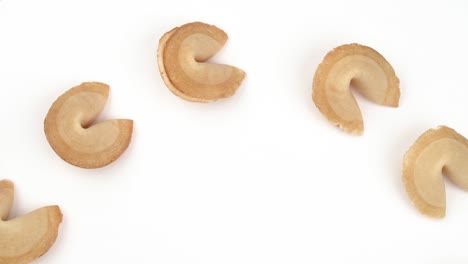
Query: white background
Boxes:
[{"xmin": 0, "ymin": 0, "xmax": 468, "ymax": 263}]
